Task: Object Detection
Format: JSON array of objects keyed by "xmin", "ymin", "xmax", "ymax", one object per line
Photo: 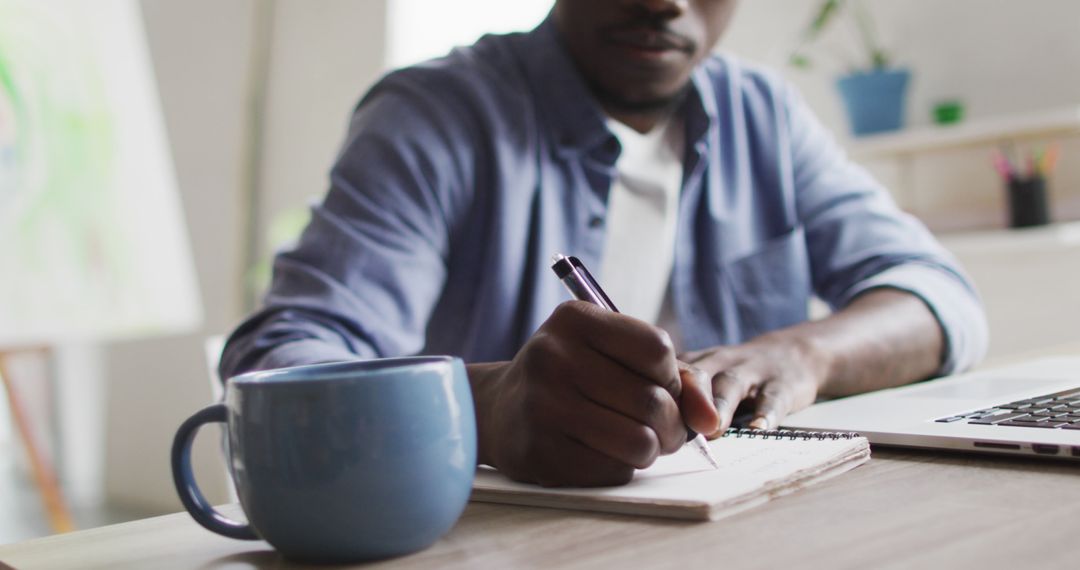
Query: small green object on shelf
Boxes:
[{"xmin": 933, "ymin": 100, "xmax": 965, "ymax": 125}]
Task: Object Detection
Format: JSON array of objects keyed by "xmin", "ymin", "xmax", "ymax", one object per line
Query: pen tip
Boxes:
[
  {"xmin": 690, "ymin": 434, "xmax": 721, "ymax": 469},
  {"xmin": 704, "ymin": 450, "xmax": 720, "ymax": 470}
]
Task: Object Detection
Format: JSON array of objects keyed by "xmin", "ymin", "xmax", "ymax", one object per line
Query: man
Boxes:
[{"xmin": 221, "ymin": 0, "xmax": 987, "ymax": 487}]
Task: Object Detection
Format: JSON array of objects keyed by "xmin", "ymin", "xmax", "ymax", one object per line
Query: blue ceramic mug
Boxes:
[{"xmin": 170, "ymin": 356, "xmax": 476, "ymax": 563}]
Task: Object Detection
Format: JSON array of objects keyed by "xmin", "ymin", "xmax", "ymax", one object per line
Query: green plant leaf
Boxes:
[
  {"xmin": 807, "ymin": 0, "xmax": 843, "ymax": 37},
  {"xmin": 871, "ymin": 49, "xmax": 890, "ymax": 69},
  {"xmin": 789, "ymin": 53, "xmax": 812, "ymax": 68}
]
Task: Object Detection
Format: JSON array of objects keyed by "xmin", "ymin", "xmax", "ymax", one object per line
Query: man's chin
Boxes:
[{"xmin": 590, "ymin": 82, "xmax": 691, "ymax": 116}]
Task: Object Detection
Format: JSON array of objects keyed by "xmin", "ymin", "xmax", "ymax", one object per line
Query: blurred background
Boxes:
[{"xmin": 1, "ymin": 0, "xmax": 1078, "ymax": 544}]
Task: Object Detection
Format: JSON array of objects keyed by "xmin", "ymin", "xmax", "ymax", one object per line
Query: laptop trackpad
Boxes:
[{"xmin": 903, "ymin": 376, "xmax": 1067, "ymax": 400}]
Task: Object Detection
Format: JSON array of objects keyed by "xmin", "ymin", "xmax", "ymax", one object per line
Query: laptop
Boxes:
[{"xmin": 781, "ymin": 356, "xmax": 1080, "ymax": 460}]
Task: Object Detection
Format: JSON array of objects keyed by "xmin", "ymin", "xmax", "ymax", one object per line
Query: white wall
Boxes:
[
  {"xmin": 102, "ymin": 0, "xmax": 257, "ymax": 512},
  {"xmin": 939, "ymin": 223, "xmax": 1080, "ymax": 360},
  {"xmin": 255, "ymin": 0, "xmax": 388, "ymax": 289},
  {"xmin": 724, "ymin": 0, "xmax": 1080, "ymax": 137},
  {"xmin": 101, "ymin": 0, "xmax": 388, "ymax": 513},
  {"xmin": 386, "ymin": 0, "xmax": 552, "ymax": 68}
]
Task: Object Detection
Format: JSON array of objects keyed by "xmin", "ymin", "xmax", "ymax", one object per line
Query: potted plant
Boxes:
[{"xmin": 790, "ymin": 0, "xmax": 910, "ymax": 137}]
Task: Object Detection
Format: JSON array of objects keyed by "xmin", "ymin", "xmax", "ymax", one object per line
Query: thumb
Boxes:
[{"xmin": 677, "ymin": 361, "xmax": 720, "ymax": 436}]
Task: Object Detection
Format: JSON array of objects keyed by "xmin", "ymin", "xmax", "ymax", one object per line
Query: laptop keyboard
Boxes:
[{"xmin": 935, "ymin": 386, "xmax": 1080, "ymax": 429}]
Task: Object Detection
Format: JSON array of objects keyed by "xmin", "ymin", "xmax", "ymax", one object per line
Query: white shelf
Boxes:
[
  {"xmin": 848, "ymin": 105, "xmax": 1080, "ymax": 160},
  {"xmin": 937, "ymin": 220, "xmax": 1080, "ymax": 253}
]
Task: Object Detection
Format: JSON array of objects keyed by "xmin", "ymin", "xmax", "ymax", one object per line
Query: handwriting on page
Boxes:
[
  {"xmin": 639, "ymin": 438, "xmax": 820, "ymax": 477},
  {"xmin": 616, "ymin": 437, "xmax": 851, "ymax": 503}
]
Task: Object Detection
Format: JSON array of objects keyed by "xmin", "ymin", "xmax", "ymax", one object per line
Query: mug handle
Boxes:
[{"xmin": 170, "ymin": 404, "xmax": 258, "ymax": 540}]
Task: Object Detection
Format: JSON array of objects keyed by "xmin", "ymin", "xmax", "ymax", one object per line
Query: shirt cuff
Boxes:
[
  {"xmin": 839, "ymin": 264, "xmax": 989, "ymax": 375},
  {"xmin": 248, "ymin": 339, "xmax": 361, "ymax": 374}
]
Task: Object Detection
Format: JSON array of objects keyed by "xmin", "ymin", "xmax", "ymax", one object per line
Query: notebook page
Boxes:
[
  {"xmin": 625, "ymin": 436, "xmax": 864, "ymax": 504},
  {"xmin": 472, "ymin": 435, "xmax": 869, "ymax": 515}
]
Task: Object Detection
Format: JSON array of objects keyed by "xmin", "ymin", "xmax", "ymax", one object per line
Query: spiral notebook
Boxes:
[{"xmin": 471, "ymin": 428, "xmax": 870, "ymax": 521}]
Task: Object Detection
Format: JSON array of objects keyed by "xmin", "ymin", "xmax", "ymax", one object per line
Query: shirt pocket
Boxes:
[{"xmin": 719, "ymin": 226, "xmax": 811, "ymax": 339}]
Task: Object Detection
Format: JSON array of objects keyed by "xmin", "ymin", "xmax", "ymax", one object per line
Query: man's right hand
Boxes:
[{"xmin": 466, "ymin": 301, "xmax": 718, "ymax": 487}]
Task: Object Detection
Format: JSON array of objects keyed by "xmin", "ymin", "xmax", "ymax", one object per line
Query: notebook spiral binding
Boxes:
[{"xmin": 722, "ymin": 427, "xmax": 861, "ymax": 441}]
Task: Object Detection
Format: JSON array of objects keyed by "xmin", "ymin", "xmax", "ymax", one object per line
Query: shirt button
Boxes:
[{"xmin": 588, "ymin": 216, "xmax": 604, "ymax": 228}]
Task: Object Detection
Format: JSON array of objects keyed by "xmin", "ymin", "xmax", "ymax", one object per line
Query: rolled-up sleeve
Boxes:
[
  {"xmin": 839, "ymin": 264, "xmax": 989, "ymax": 374},
  {"xmin": 782, "ymin": 83, "xmax": 989, "ymax": 375}
]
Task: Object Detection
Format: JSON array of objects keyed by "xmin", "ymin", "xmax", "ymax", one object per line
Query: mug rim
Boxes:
[{"xmin": 229, "ymin": 355, "xmax": 459, "ymax": 386}]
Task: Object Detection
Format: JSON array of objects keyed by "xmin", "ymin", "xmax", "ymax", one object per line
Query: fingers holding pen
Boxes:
[
  {"xmin": 531, "ymin": 435, "xmax": 636, "ymax": 488},
  {"xmin": 524, "ymin": 267, "xmax": 731, "ymax": 482},
  {"xmin": 544, "ymin": 304, "xmax": 728, "ymax": 473},
  {"xmin": 676, "ymin": 362, "xmax": 720, "ymax": 438},
  {"xmin": 551, "ymin": 301, "xmax": 682, "ymax": 394},
  {"xmin": 558, "ymin": 399, "xmax": 664, "ymax": 470},
  {"xmin": 489, "ymin": 345, "xmax": 653, "ymax": 485},
  {"xmin": 557, "ymin": 342, "xmax": 688, "ymax": 455},
  {"xmin": 546, "ymin": 302, "xmax": 693, "ymax": 447},
  {"xmin": 524, "ymin": 309, "xmax": 688, "ymax": 456}
]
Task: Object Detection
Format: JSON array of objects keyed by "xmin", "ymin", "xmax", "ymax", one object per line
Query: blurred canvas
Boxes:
[{"xmin": 0, "ymin": 0, "xmax": 200, "ymax": 344}]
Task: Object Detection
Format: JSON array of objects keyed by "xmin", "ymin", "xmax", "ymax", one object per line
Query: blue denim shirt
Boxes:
[{"xmin": 220, "ymin": 19, "xmax": 988, "ymax": 381}]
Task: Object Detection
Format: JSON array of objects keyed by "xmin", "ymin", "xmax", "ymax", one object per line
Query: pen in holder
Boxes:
[
  {"xmin": 992, "ymin": 145, "xmax": 1057, "ymax": 229},
  {"xmin": 1006, "ymin": 174, "xmax": 1050, "ymax": 228}
]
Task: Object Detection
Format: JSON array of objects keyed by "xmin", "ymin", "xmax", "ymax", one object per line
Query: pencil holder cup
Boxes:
[
  {"xmin": 1006, "ymin": 175, "xmax": 1050, "ymax": 228},
  {"xmin": 170, "ymin": 356, "xmax": 476, "ymax": 563}
]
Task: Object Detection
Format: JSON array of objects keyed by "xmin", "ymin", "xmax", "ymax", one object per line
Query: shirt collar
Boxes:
[
  {"xmin": 685, "ymin": 65, "xmax": 719, "ymax": 152},
  {"xmin": 517, "ymin": 16, "xmax": 611, "ymax": 156}
]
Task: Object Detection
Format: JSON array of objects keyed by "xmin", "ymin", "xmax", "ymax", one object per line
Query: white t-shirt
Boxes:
[{"xmin": 600, "ymin": 115, "xmax": 685, "ymax": 349}]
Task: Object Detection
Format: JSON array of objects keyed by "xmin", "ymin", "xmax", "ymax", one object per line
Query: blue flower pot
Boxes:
[{"xmin": 836, "ymin": 67, "xmax": 910, "ymax": 136}]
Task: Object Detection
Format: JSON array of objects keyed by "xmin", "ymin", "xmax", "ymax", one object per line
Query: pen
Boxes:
[
  {"xmin": 550, "ymin": 253, "xmax": 720, "ymax": 470},
  {"xmin": 990, "ymin": 148, "xmax": 1014, "ymax": 180},
  {"xmin": 1043, "ymin": 143, "xmax": 1060, "ymax": 175}
]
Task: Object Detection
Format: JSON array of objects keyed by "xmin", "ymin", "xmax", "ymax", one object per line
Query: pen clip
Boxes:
[{"xmin": 567, "ymin": 256, "xmax": 619, "ymax": 313}]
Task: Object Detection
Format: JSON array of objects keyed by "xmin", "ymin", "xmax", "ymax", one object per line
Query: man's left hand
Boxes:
[{"xmin": 680, "ymin": 333, "xmax": 830, "ymax": 434}]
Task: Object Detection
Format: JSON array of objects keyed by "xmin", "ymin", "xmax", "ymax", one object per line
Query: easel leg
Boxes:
[{"xmin": 0, "ymin": 347, "xmax": 76, "ymax": 534}]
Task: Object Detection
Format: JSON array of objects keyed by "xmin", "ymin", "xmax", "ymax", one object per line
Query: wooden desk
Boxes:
[{"xmin": 1, "ymin": 447, "xmax": 1077, "ymax": 569}]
